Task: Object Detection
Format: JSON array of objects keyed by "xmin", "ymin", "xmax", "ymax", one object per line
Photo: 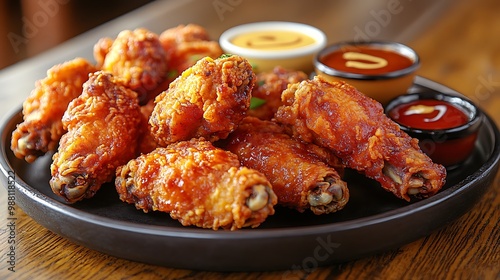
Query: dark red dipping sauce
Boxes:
[
  {"xmin": 388, "ymin": 99, "xmax": 469, "ymax": 130},
  {"xmin": 320, "ymin": 46, "xmax": 414, "ymax": 75},
  {"xmin": 386, "ymin": 92, "xmax": 481, "ymax": 168}
]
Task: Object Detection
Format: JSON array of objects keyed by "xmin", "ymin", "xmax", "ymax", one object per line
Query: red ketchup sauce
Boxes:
[
  {"xmin": 320, "ymin": 46, "xmax": 413, "ymax": 75},
  {"xmin": 388, "ymin": 98, "xmax": 474, "ymax": 167},
  {"xmin": 388, "ymin": 99, "xmax": 469, "ymax": 130}
]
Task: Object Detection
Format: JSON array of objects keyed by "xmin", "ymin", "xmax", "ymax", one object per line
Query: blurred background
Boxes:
[
  {"xmin": 1, "ymin": 0, "xmax": 457, "ymax": 70},
  {"xmin": 0, "ymin": 0, "xmax": 498, "ymax": 121},
  {"xmin": 0, "ymin": 0, "xmax": 154, "ymax": 70}
]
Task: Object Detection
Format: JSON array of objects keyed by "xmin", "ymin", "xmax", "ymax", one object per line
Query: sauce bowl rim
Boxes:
[
  {"xmin": 219, "ymin": 21, "xmax": 327, "ymax": 59},
  {"xmin": 314, "ymin": 41, "xmax": 420, "ymax": 80}
]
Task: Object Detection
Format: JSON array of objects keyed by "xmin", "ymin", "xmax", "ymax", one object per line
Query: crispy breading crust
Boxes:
[
  {"xmin": 115, "ymin": 139, "xmax": 277, "ymax": 230},
  {"xmin": 99, "ymin": 28, "xmax": 168, "ymax": 103},
  {"xmin": 11, "ymin": 58, "xmax": 96, "ymax": 163},
  {"xmin": 149, "ymin": 55, "xmax": 255, "ymax": 146},
  {"xmin": 159, "ymin": 24, "xmax": 223, "ymax": 78},
  {"xmin": 50, "ymin": 71, "xmax": 142, "ymax": 203},
  {"xmin": 225, "ymin": 117, "xmax": 348, "ymax": 214},
  {"xmin": 275, "ymin": 76, "xmax": 446, "ymax": 201}
]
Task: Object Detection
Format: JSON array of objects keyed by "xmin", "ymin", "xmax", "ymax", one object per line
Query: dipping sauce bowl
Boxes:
[
  {"xmin": 314, "ymin": 41, "xmax": 420, "ymax": 104},
  {"xmin": 385, "ymin": 91, "xmax": 483, "ymax": 169},
  {"xmin": 219, "ymin": 21, "xmax": 327, "ymax": 73}
]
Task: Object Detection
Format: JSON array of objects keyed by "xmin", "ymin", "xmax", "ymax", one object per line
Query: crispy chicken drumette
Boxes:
[
  {"xmin": 94, "ymin": 28, "xmax": 168, "ymax": 104},
  {"xmin": 159, "ymin": 24, "xmax": 223, "ymax": 79},
  {"xmin": 224, "ymin": 117, "xmax": 348, "ymax": 214},
  {"xmin": 149, "ymin": 55, "xmax": 255, "ymax": 146},
  {"xmin": 274, "ymin": 77, "xmax": 446, "ymax": 201},
  {"xmin": 50, "ymin": 71, "xmax": 142, "ymax": 203},
  {"xmin": 11, "ymin": 58, "xmax": 96, "ymax": 162},
  {"xmin": 115, "ymin": 138, "xmax": 277, "ymax": 230}
]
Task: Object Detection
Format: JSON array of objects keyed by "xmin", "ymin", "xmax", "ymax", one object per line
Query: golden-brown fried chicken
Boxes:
[
  {"xmin": 115, "ymin": 138, "xmax": 277, "ymax": 230},
  {"xmin": 248, "ymin": 66, "xmax": 308, "ymax": 120},
  {"xmin": 93, "ymin": 37, "xmax": 114, "ymax": 69},
  {"xmin": 11, "ymin": 58, "xmax": 96, "ymax": 163},
  {"xmin": 159, "ymin": 24, "xmax": 223, "ymax": 80},
  {"xmin": 97, "ymin": 28, "xmax": 168, "ymax": 104},
  {"xmin": 50, "ymin": 71, "xmax": 142, "ymax": 203},
  {"xmin": 224, "ymin": 117, "xmax": 348, "ymax": 214},
  {"xmin": 160, "ymin": 23, "xmax": 211, "ymax": 44},
  {"xmin": 274, "ymin": 76, "xmax": 446, "ymax": 201},
  {"xmin": 149, "ymin": 55, "xmax": 255, "ymax": 146}
]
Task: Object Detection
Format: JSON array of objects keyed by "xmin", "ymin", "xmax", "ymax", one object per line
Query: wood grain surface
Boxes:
[{"xmin": 1, "ymin": 0, "xmax": 499, "ymax": 279}]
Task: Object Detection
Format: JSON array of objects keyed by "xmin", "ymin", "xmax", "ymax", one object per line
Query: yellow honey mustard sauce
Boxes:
[{"xmin": 231, "ymin": 30, "xmax": 316, "ymax": 51}]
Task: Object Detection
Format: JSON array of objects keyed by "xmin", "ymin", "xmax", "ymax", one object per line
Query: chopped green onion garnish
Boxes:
[
  {"xmin": 167, "ymin": 70, "xmax": 178, "ymax": 79},
  {"xmin": 250, "ymin": 97, "xmax": 266, "ymax": 109},
  {"xmin": 219, "ymin": 53, "xmax": 233, "ymax": 59}
]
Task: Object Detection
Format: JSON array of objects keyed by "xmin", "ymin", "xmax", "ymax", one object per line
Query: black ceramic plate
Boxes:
[{"xmin": 1, "ymin": 77, "xmax": 499, "ymax": 272}]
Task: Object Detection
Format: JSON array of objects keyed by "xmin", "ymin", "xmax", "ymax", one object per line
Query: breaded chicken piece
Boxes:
[
  {"xmin": 160, "ymin": 23, "xmax": 211, "ymax": 44},
  {"xmin": 149, "ymin": 55, "xmax": 255, "ymax": 146},
  {"xmin": 93, "ymin": 37, "xmax": 114, "ymax": 69},
  {"xmin": 97, "ymin": 28, "xmax": 168, "ymax": 104},
  {"xmin": 224, "ymin": 117, "xmax": 348, "ymax": 214},
  {"xmin": 11, "ymin": 58, "xmax": 96, "ymax": 163},
  {"xmin": 159, "ymin": 24, "xmax": 223, "ymax": 80},
  {"xmin": 248, "ymin": 66, "xmax": 308, "ymax": 120},
  {"xmin": 274, "ymin": 76, "xmax": 446, "ymax": 201},
  {"xmin": 50, "ymin": 71, "xmax": 142, "ymax": 203},
  {"xmin": 115, "ymin": 138, "xmax": 277, "ymax": 230}
]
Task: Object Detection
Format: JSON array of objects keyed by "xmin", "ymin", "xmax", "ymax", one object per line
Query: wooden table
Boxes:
[{"xmin": 0, "ymin": 0, "xmax": 499, "ymax": 279}]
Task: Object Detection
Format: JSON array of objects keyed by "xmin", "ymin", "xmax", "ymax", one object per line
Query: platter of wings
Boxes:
[{"xmin": 1, "ymin": 25, "xmax": 499, "ymax": 271}]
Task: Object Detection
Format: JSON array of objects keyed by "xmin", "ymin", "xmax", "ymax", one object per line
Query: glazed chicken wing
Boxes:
[
  {"xmin": 96, "ymin": 28, "xmax": 168, "ymax": 104},
  {"xmin": 224, "ymin": 117, "xmax": 348, "ymax": 214},
  {"xmin": 149, "ymin": 55, "xmax": 255, "ymax": 146},
  {"xmin": 248, "ymin": 66, "xmax": 308, "ymax": 120},
  {"xmin": 115, "ymin": 138, "xmax": 277, "ymax": 230},
  {"xmin": 274, "ymin": 77, "xmax": 446, "ymax": 201},
  {"xmin": 159, "ymin": 24, "xmax": 223, "ymax": 79},
  {"xmin": 11, "ymin": 58, "xmax": 96, "ymax": 162},
  {"xmin": 50, "ymin": 71, "xmax": 142, "ymax": 203}
]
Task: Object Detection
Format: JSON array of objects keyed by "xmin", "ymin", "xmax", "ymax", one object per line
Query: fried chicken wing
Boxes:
[
  {"xmin": 160, "ymin": 23, "xmax": 211, "ymax": 44},
  {"xmin": 224, "ymin": 117, "xmax": 348, "ymax": 214},
  {"xmin": 98, "ymin": 28, "xmax": 168, "ymax": 104},
  {"xmin": 274, "ymin": 77, "xmax": 446, "ymax": 201},
  {"xmin": 50, "ymin": 71, "xmax": 142, "ymax": 203},
  {"xmin": 11, "ymin": 58, "xmax": 96, "ymax": 163},
  {"xmin": 248, "ymin": 66, "xmax": 308, "ymax": 120},
  {"xmin": 115, "ymin": 138, "xmax": 277, "ymax": 230},
  {"xmin": 159, "ymin": 24, "xmax": 223, "ymax": 79},
  {"xmin": 149, "ymin": 55, "xmax": 255, "ymax": 146},
  {"xmin": 93, "ymin": 37, "xmax": 114, "ymax": 69}
]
